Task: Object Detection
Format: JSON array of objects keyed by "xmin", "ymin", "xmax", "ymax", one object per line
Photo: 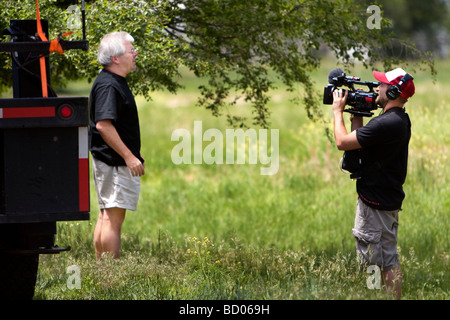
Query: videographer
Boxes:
[{"xmin": 332, "ymin": 68, "xmax": 415, "ymax": 299}]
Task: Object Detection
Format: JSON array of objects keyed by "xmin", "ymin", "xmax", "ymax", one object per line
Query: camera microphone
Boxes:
[
  {"xmin": 328, "ymin": 68, "xmax": 362, "ymax": 86},
  {"xmin": 328, "ymin": 68, "xmax": 346, "ymax": 85}
]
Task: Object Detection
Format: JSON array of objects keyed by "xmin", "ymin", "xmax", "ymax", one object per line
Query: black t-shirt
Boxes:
[
  {"xmin": 89, "ymin": 69, "xmax": 143, "ymax": 166},
  {"xmin": 356, "ymin": 108, "xmax": 411, "ymax": 210}
]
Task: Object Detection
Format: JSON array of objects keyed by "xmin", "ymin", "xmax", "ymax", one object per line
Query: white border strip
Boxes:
[{"xmin": 78, "ymin": 127, "xmax": 89, "ymax": 159}]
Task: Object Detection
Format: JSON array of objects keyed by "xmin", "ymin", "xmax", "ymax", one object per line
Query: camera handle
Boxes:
[
  {"xmin": 346, "ymin": 81, "xmax": 379, "ymax": 93},
  {"xmin": 343, "ymin": 109, "xmax": 374, "ymax": 117}
]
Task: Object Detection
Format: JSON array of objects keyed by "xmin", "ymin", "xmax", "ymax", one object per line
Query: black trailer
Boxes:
[{"xmin": 0, "ymin": 5, "xmax": 89, "ymax": 299}]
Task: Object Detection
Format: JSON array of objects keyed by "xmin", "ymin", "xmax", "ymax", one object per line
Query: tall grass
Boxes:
[{"xmin": 35, "ymin": 58, "xmax": 449, "ymax": 300}]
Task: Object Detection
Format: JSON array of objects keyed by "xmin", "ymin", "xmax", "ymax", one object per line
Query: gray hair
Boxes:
[{"xmin": 97, "ymin": 31, "xmax": 134, "ymax": 67}]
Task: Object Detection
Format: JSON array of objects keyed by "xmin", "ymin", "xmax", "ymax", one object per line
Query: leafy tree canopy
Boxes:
[{"xmin": 0, "ymin": 0, "xmax": 435, "ymax": 127}]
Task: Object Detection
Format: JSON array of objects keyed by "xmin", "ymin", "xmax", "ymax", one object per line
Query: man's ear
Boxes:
[{"xmin": 110, "ymin": 55, "xmax": 119, "ymax": 65}]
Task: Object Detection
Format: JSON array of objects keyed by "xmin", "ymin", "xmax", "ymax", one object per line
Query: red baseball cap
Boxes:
[{"xmin": 373, "ymin": 68, "xmax": 415, "ymax": 100}]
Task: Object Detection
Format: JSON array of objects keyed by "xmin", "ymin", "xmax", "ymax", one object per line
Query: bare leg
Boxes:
[
  {"xmin": 93, "ymin": 210, "xmax": 104, "ymax": 260},
  {"xmin": 382, "ymin": 266, "xmax": 402, "ymax": 300},
  {"xmin": 94, "ymin": 207, "xmax": 126, "ymax": 259}
]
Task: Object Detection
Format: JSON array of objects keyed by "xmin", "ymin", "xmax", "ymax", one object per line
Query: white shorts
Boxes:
[{"xmin": 92, "ymin": 157, "xmax": 141, "ymax": 211}]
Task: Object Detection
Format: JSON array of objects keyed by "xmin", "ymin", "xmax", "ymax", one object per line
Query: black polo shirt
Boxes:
[
  {"xmin": 89, "ymin": 69, "xmax": 143, "ymax": 166},
  {"xmin": 356, "ymin": 108, "xmax": 411, "ymax": 210}
]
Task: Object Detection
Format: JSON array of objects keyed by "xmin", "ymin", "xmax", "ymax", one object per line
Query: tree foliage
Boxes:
[{"xmin": 0, "ymin": 0, "xmax": 435, "ymax": 127}]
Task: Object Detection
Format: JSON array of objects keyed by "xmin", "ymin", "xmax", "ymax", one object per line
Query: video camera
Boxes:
[{"xmin": 323, "ymin": 68, "xmax": 380, "ymax": 117}]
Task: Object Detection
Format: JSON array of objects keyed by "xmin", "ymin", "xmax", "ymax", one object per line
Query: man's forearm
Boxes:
[
  {"xmin": 331, "ymin": 89, "xmax": 362, "ymax": 151},
  {"xmin": 96, "ymin": 119, "xmax": 145, "ymax": 176},
  {"xmin": 351, "ymin": 116, "xmax": 363, "ymax": 131},
  {"xmin": 333, "ymin": 111, "xmax": 348, "ymax": 150},
  {"xmin": 333, "ymin": 112, "xmax": 362, "ymax": 151}
]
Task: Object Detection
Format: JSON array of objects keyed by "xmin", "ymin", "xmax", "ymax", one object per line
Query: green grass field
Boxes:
[{"xmin": 34, "ymin": 58, "xmax": 448, "ymax": 300}]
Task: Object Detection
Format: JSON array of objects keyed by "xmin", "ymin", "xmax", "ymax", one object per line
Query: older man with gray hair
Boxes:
[{"xmin": 89, "ymin": 31, "xmax": 144, "ymax": 259}]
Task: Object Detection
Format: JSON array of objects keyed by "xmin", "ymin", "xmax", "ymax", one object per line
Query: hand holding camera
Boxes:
[{"xmin": 332, "ymin": 88, "xmax": 348, "ymax": 114}]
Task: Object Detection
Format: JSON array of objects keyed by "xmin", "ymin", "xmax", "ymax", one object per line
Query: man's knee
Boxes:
[{"xmin": 103, "ymin": 207, "xmax": 126, "ymax": 228}]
